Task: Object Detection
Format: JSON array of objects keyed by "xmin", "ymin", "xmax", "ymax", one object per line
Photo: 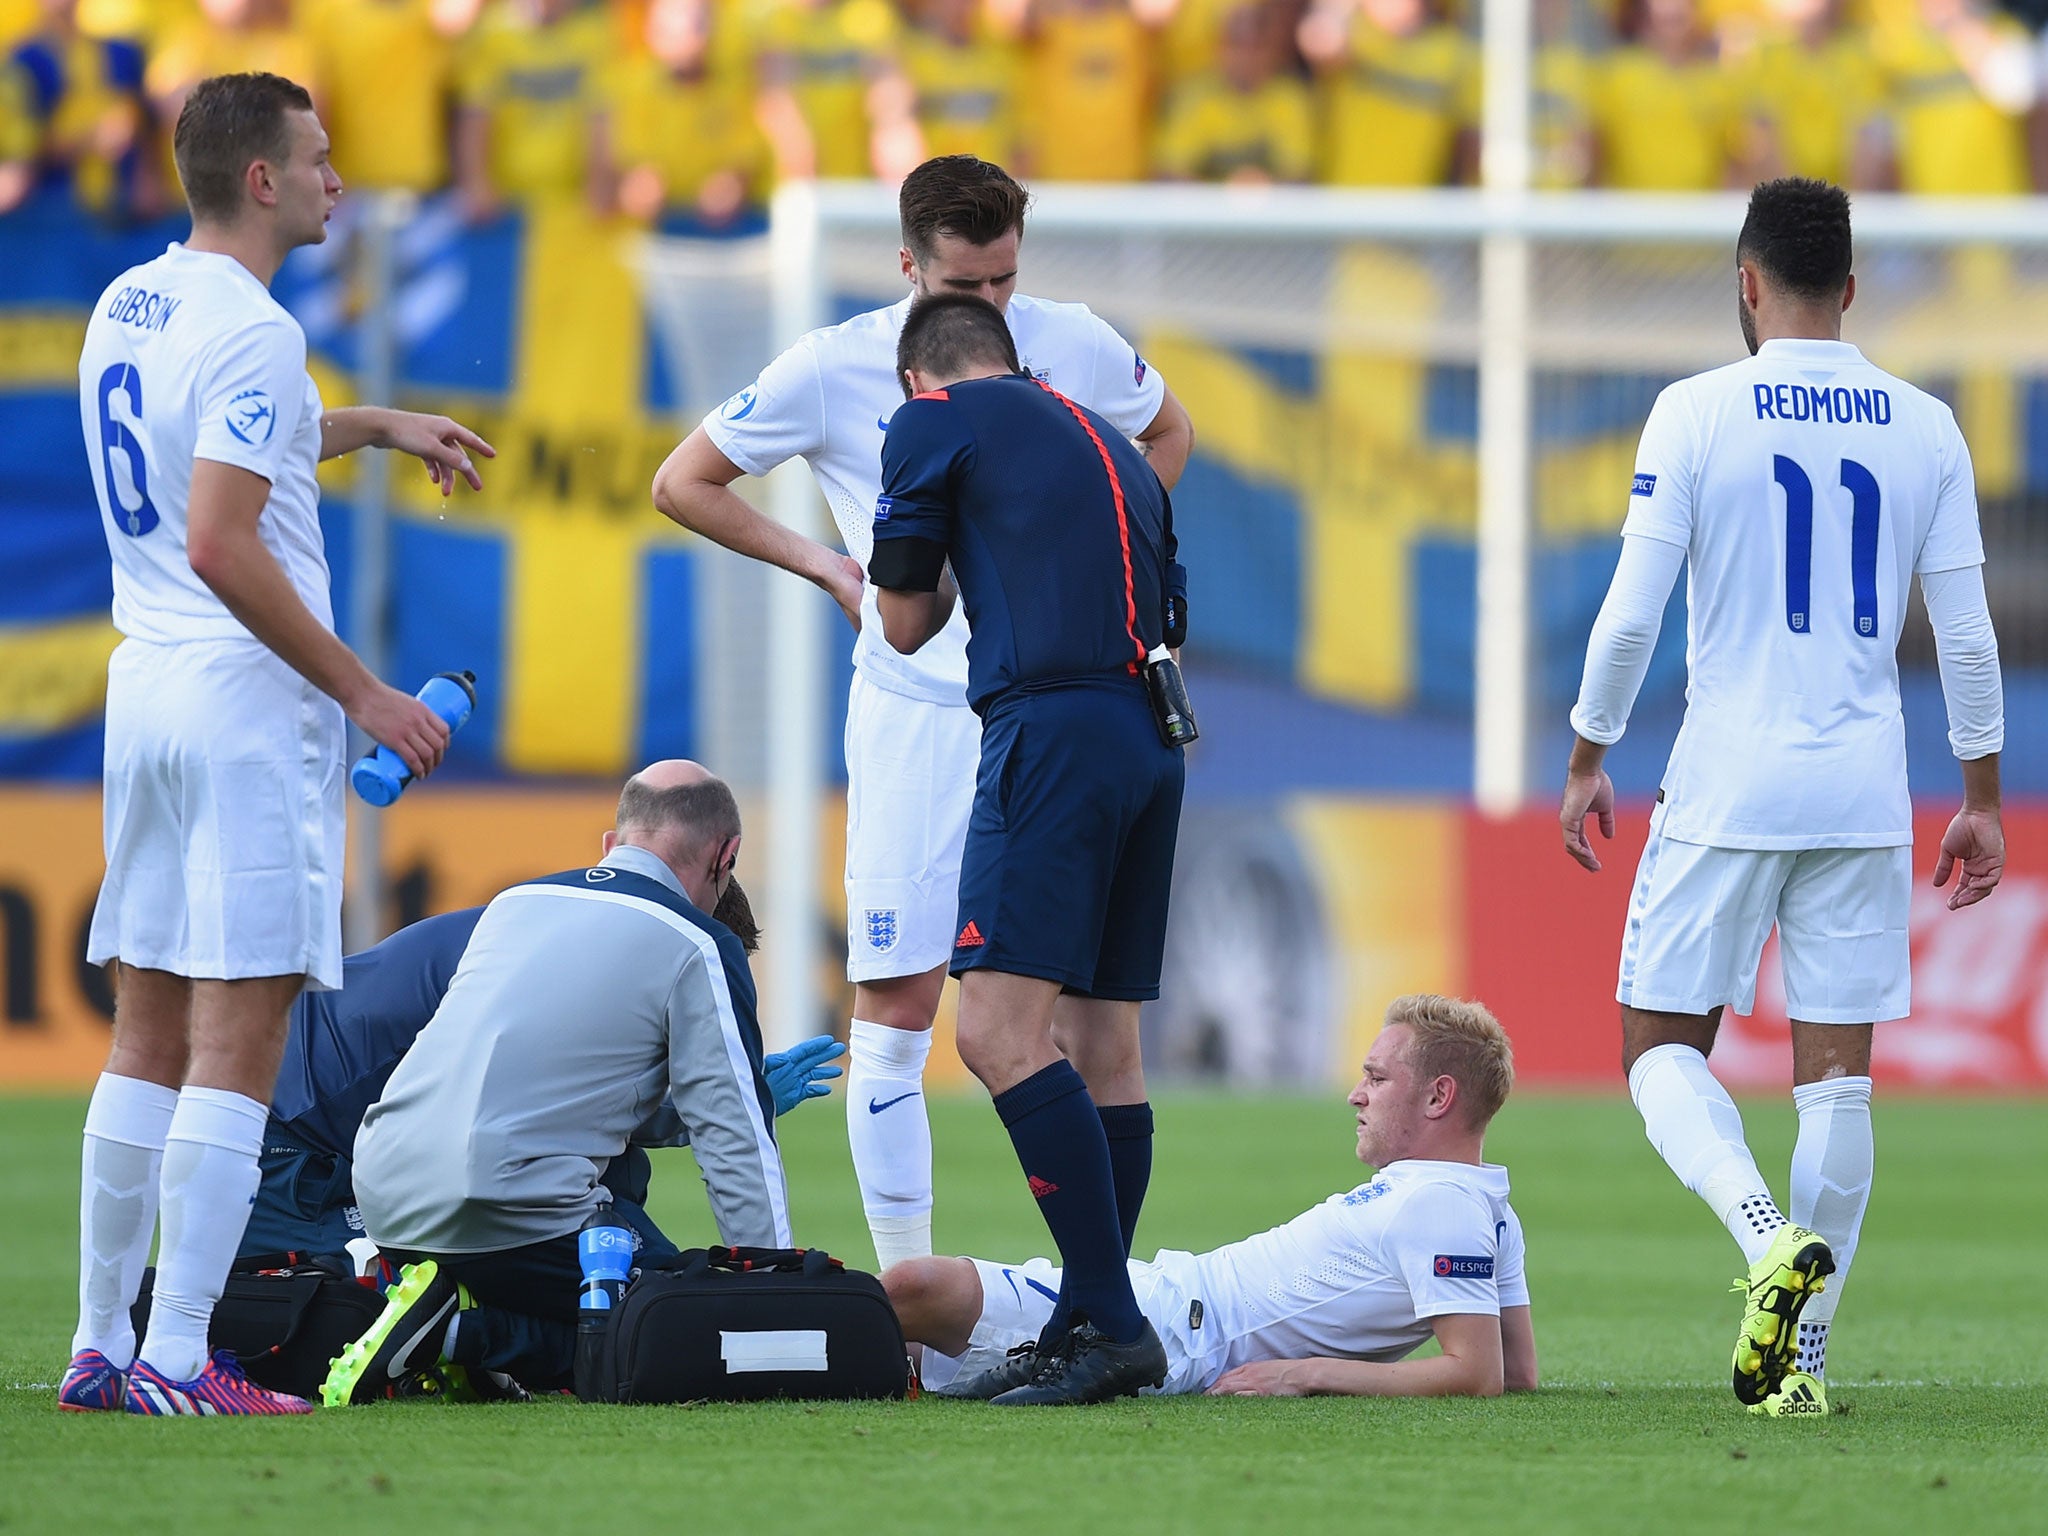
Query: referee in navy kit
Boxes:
[{"xmin": 870, "ymin": 294, "xmax": 1189, "ymax": 1407}]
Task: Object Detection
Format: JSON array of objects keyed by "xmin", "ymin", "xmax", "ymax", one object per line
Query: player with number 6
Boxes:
[
  {"xmin": 1558, "ymin": 178, "xmax": 2005, "ymax": 1419},
  {"xmin": 63, "ymin": 72, "xmax": 494, "ymax": 1417}
]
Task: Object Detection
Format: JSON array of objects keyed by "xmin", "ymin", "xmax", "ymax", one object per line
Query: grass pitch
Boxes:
[{"xmin": 3, "ymin": 1089, "xmax": 2044, "ymax": 1533}]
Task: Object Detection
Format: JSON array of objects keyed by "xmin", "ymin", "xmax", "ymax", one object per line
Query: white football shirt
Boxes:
[
  {"xmin": 1609, "ymin": 339, "xmax": 1985, "ymax": 849},
  {"xmin": 703, "ymin": 291, "xmax": 1166, "ymax": 704},
  {"xmin": 79, "ymin": 244, "xmax": 330, "ymax": 646},
  {"xmin": 1160, "ymin": 1159, "xmax": 1526, "ymax": 1388}
]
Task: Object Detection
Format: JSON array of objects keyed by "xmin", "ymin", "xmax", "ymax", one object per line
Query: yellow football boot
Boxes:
[
  {"xmin": 1749, "ymin": 1371, "xmax": 1829, "ymax": 1418},
  {"xmin": 1731, "ymin": 1225, "xmax": 1834, "ymax": 1406}
]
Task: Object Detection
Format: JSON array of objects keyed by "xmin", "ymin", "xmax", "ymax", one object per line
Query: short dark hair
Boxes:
[
  {"xmin": 896, "ymin": 294, "xmax": 1021, "ymax": 395},
  {"xmin": 898, "ymin": 155, "xmax": 1031, "ymax": 265},
  {"xmin": 710, "ymin": 877, "xmax": 759, "ymax": 953},
  {"xmin": 174, "ymin": 72, "xmax": 315, "ymax": 224},
  {"xmin": 615, "ymin": 773, "xmax": 741, "ymax": 848},
  {"xmin": 1737, "ymin": 178, "xmax": 1852, "ymax": 302}
]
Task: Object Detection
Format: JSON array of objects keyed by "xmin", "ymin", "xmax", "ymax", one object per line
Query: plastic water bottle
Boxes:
[
  {"xmin": 573, "ymin": 1200, "xmax": 635, "ymax": 1399},
  {"xmin": 577, "ymin": 1201, "xmax": 636, "ymax": 1316},
  {"xmin": 350, "ymin": 670, "xmax": 477, "ymax": 807}
]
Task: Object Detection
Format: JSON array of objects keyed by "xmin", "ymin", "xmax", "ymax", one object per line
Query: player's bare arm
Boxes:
[
  {"xmin": 1134, "ymin": 384, "xmax": 1195, "ymax": 490},
  {"xmin": 318, "ymin": 406, "xmax": 495, "ymax": 495},
  {"xmin": 651, "ymin": 429, "xmax": 866, "ymax": 628},
  {"xmin": 1501, "ymin": 1303, "xmax": 1539, "ymax": 1392},
  {"xmin": 1207, "ymin": 1312, "xmax": 1512, "ymax": 1398},
  {"xmin": 1560, "ymin": 735, "xmax": 1617, "ymax": 873},
  {"xmin": 186, "ymin": 459, "xmax": 449, "ymax": 779}
]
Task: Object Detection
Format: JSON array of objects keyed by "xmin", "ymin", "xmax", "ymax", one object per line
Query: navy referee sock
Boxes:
[
  {"xmin": 1098, "ymin": 1101, "xmax": 1154, "ymax": 1258},
  {"xmin": 993, "ymin": 1062, "xmax": 1144, "ymax": 1345}
]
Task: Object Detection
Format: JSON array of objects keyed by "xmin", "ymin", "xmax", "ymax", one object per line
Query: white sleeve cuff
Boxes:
[
  {"xmin": 1569, "ymin": 534, "xmax": 1686, "ymax": 747},
  {"xmin": 1922, "ymin": 564, "xmax": 2005, "ymax": 759}
]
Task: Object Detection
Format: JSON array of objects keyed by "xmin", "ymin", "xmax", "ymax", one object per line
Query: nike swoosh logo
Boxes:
[
  {"xmin": 1024, "ymin": 1276, "xmax": 1060, "ymax": 1304},
  {"xmin": 1002, "ymin": 1267, "xmax": 1021, "ymax": 1303},
  {"xmin": 867, "ymin": 1091, "xmax": 919, "ymax": 1115},
  {"xmin": 385, "ymin": 1294, "xmax": 459, "ymax": 1379},
  {"xmin": 876, "ymin": 415, "xmax": 891, "ymax": 431}
]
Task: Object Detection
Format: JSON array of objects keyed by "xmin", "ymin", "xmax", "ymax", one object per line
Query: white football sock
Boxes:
[
  {"xmin": 1629, "ymin": 1043, "xmax": 1785, "ymax": 1265},
  {"xmin": 1790, "ymin": 1075, "xmax": 1873, "ymax": 1380},
  {"xmin": 72, "ymin": 1073, "xmax": 180, "ymax": 1366},
  {"xmin": 137, "ymin": 1086, "xmax": 267, "ymax": 1382},
  {"xmin": 846, "ymin": 1019, "xmax": 934, "ymax": 1270}
]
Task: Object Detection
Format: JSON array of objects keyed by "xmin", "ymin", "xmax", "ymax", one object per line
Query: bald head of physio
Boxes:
[{"xmin": 603, "ymin": 759, "xmax": 744, "ymax": 917}]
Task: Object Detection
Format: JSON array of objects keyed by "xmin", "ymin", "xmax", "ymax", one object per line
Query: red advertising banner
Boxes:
[{"xmin": 1465, "ymin": 804, "xmax": 2048, "ymax": 1090}]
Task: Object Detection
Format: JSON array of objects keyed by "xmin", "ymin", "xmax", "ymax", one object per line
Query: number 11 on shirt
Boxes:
[{"xmin": 1774, "ymin": 454, "xmax": 1880, "ymax": 638}]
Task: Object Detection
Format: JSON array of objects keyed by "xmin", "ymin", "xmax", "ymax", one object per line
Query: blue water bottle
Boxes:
[
  {"xmin": 574, "ymin": 1200, "xmax": 636, "ymax": 1399},
  {"xmin": 350, "ymin": 670, "xmax": 477, "ymax": 807}
]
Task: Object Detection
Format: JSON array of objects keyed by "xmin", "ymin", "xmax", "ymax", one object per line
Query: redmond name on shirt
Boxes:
[{"xmin": 1752, "ymin": 382, "xmax": 1891, "ymax": 425}]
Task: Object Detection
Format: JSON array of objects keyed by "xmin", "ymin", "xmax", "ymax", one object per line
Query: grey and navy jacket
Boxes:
[{"xmin": 352, "ymin": 844, "xmax": 790, "ymax": 1255}]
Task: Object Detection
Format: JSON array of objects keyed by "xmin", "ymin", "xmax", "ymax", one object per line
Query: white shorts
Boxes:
[
  {"xmin": 843, "ymin": 670, "xmax": 980, "ymax": 983},
  {"xmin": 919, "ymin": 1255, "xmax": 1211, "ymax": 1396},
  {"xmin": 89, "ymin": 637, "xmax": 347, "ymax": 991},
  {"xmin": 1618, "ymin": 804, "xmax": 1912, "ymax": 1024}
]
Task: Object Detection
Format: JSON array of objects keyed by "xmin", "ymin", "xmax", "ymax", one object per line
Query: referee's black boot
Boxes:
[
  {"xmin": 931, "ymin": 1339, "xmax": 1058, "ymax": 1400},
  {"xmin": 990, "ymin": 1320, "xmax": 1167, "ymax": 1407}
]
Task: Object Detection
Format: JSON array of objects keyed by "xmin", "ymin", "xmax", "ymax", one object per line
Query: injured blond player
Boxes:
[{"xmin": 886, "ymin": 996, "xmax": 1539, "ymax": 1399}]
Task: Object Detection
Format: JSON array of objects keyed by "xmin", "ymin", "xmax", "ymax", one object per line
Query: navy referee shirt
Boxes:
[{"xmin": 870, "ymin": 372, "xmax": 1184, "ymax": 714}]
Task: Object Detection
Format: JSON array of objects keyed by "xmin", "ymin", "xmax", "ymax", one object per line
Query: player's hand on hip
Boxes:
[
  {"xmin": 1207, "ymin": 1361, "xmax": 1309, "ymax": 1397},
  {"xmin": 385, "ymin": 411, "xmax": 496, "ymax": 495},
  {"xmin": 349, "ymin": 682, "xmax": 453, "ymax": 780},
  {"xmin": 1559, "ymin": 768, "xmax": 1616, "ymax": 872},
  {"xmin": 1934, "ymin": 806, "xmax": 2004, "ymax": 910},
  {"xmin": 816, "ymin": 551, "xmax": 865, "ymax": 631}
]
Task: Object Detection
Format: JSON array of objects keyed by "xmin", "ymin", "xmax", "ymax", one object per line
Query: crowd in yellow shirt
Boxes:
[{"xmin": 5, "ymin": 0, "xmax": 2048, "ymax": 221}]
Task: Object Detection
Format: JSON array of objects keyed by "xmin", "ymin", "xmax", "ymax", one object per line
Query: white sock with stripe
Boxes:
[
  {"xmin": 846, "ymin": 1019, "xmax": 934, "ymax": 1271},
  {"xmin": 137, "ymin": 1087, "xmax": 267, "ymax": 1382},
  {"xmin": 73, "ymin": 1073, "xmax": 180, "ymax": 1366},
  {"xmin": 1629, "ymin": 1043, "xmax": 1785, "ymax": 1266},
  {"xmin": 1790, "ymin": 1075, "xmax": 1874, "ymax": 1380}
]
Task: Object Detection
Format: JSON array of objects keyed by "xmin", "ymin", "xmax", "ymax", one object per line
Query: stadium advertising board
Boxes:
[{"xmin": 4, "ymin": 788, "xmax": 2043, "ymax": 1092}]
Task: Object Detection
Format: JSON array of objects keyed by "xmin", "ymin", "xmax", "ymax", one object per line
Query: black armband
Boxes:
[{"xmin": 868, "ymin": 535, "xmax": 948, "ymax": 593}]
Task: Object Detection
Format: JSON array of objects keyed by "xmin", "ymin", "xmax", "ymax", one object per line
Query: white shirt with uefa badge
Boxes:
[
  {"xmin": 703, "ymin": 291, "xmax": 1166, "ymax": 705},
  {"xmin": 1154, "ymin": 1158, "xmax": 1527, "ymax": 1392},
  {"xmin": 79, "ymin": 243, "xmax": 330, "ymax": 645},
  {"xmin": 1602, "ymin": 339, "xmax": 1986, "ymax": 849}
]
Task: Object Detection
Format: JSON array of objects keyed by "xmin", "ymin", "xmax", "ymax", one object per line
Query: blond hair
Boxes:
[{"xmin": 1384, "ymin": 995, "xmax": 1515, "ymax": 1127}]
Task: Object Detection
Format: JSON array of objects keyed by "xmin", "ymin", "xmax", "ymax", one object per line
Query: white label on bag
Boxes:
[{"xmin": 719, "ymin": 1329, "xmax": 830, "ymax": 1373}]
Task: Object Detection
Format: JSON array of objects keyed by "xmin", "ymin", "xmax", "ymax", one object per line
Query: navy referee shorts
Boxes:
[{"xmin": 951, "ymin": 676, "xmax": 1185, "ymax": 1000}]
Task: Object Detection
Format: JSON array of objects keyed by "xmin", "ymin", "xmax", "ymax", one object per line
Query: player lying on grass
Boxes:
[
  {"xmin": 323, "ymin": 764, "xmax": 842, "ymax": 1403},
  {"xmin": 886, "ymin": 996, "xmax": 1538, "ymax": 1399}
]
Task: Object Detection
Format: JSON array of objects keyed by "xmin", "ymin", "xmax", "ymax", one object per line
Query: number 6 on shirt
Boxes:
[{"xmin": 1774, "ymin": 453, "xmax": 1880, "ymax": 638}]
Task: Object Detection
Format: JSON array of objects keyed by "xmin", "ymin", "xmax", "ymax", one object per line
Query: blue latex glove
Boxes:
[{"xmin": 763, "ymin": 1034, "xmax": 847, "ymax": 1116}]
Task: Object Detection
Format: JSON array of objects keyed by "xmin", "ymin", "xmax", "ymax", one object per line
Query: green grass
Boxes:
[{"xmin": 3, "ymin": 1090, "xmax": 2045, "ymax": 1533}]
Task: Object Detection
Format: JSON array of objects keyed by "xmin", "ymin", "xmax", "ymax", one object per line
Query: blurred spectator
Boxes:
[
  {"xmin": 1531, "ymin": 0, "xmax": 1595, "ymax": 187},
  {"xmin": 454, "ymin": 0, "xmax": 613, "ymax": 220},
  {"xmin": 755, "ymin": 0, "xmax": 914, "ymax": 181},
  {"xmin": 305, "ymin": 0, "xmax": 455, "ymax": 192},
  {"xmin": 1155, "ymin": 2, "xmax": 1311, "ymax": 183},
  {"xmin": 1151, "ymin": 0, "xmax": 1237, "ymax": 89},
  {"xmin": 903, "ymin": 0, "xmax": 1022, "ymax": 164},
  {"xmin": 1740, "ymin": 0, "xmax": 1885, "ymax": 188},
  {"xmin": 610, "ymin": 0, "xmax": 765, "ymax": 224},
  {"xmin": 1874, "ymin": 0, "xmax": 2034, "ymax": 192},
  {"xmin": 2, "ymin": 0, "xmax": 151, "ymax": 215},
  {"xmin": 1590, "ymin": 0, "xmax": 1746, "ymax": 189},
  {"xmin": 1300, "ymin": 0, "xmax": 1477, "ymax": 187},
  {"xmin": 148, "ymin": 0, "xmax": 322, "ymax": 130},
  {"xmin": 1, "ymin": 0, "xmax": 37, "ymax": 49},
  {"xmin": 1022, "ymin": 0, "xmax": 1157, "ymax": 181}
]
